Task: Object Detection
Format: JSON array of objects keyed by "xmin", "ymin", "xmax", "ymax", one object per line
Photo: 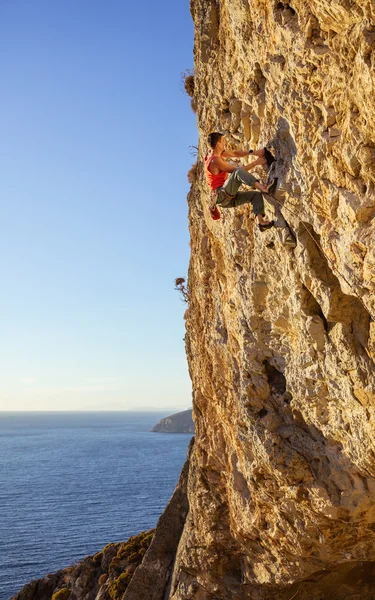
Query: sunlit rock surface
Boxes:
[{"xmin": 167, "ymin": 0, "xmax": 375, "ymax": 598}]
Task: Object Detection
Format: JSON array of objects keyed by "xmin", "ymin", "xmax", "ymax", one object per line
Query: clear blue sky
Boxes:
[{"xmin": 0, "ymin": 0, "xmax": 196, "ymax": 411}]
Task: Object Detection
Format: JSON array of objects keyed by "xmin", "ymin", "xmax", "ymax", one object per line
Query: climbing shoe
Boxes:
[
  {"xmin": 258, "ymin": 220, "xmax": 275, "ymax": 232},
  {"xmin": 264, "ymin": 148, "xmax": 276, "ymax": 167}
]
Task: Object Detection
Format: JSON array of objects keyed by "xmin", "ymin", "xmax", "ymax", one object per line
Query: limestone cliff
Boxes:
[{"xmin": 168, "ymin": 0, "xmax": 375, "ymax": 598}]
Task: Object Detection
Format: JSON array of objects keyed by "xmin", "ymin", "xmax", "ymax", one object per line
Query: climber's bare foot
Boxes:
[
  {"xmin": 255, "ymin": 178, "xmax": 277, "ymax": 194},
  {"xmin": 257, "ymin": 214, "xmax": 271, "ymax": 226},
  {"xmin": 255, "ymin": 181, "xmax": 269, "ymax": 193},
  {"xmin": 257, "ymin": 215, "xmax": 275, "ymax": 231}
]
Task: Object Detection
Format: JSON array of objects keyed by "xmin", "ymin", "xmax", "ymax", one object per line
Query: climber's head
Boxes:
[{"xmin": 208, "ymin": 132, "xmax": 225, "ymax": 151}]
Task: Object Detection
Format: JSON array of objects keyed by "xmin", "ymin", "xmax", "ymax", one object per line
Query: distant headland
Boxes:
[{"xmin": 150, "ymin": 409, "xmax": 194, "ymax": 433}]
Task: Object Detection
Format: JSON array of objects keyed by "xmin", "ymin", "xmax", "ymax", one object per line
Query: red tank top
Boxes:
[{"xmin": 204, "ymin": 153, "xmax": 228, "ymax": 190}]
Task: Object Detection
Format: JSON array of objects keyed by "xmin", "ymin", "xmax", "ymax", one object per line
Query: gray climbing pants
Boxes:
[{"xmin": 216, "ymin": 168, "xmax": 265, "ymax": 215}]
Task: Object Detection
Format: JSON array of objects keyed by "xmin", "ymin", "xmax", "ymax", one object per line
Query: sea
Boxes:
[{"xmin": 0, "ymin": 411, "xmax": 193, "ymax": 600}]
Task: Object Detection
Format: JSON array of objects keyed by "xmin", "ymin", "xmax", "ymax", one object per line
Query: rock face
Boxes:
[
  {"xmin": 167, "ymin": 1, "xmax": 375, "ymax": 599},
  {"xmin": 150, "ymin": 409, "xmax": 195, "ymax": 433}
]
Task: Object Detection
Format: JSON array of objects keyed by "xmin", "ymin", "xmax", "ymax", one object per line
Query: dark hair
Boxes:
[{"xmin": 207, "ymin": 132, "xmax": 223, "ymax": 149}]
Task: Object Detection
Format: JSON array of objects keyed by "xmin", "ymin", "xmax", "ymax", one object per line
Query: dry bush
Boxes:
[
  {"xmin": 184, "ymin": 75, "xmax": 195, "ymax": 97},
  {"xmin": 190, "ymin": 97, "xmax": 197, "ymax": 113},
  {"xmin": 187, "ymin": 163, "xmax": 198, "ymax": 184},
  {"xmin": 175, "ymin": 278, "xmax": 189, "ymax": 303},
  {"xmin": 181, "ymin": 69, "xmax": 195, "ymax": 97}
]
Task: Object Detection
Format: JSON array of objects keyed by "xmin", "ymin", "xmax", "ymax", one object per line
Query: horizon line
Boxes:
[{"xmin": 0, "ymin": 407, "xmax": 192, "ymax": 413}]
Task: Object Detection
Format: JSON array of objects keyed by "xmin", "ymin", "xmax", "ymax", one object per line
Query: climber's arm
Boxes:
[
  {"xmin": 212, "ymin": 156, "xmax": 266, "ymax": 173},
  {"xmin": 222, "ymin": 148, "xmax": 265, "ymax": 158},
  {"xmin": 211, "ymin": 156, "xmax": 238, "ymax": 173},
  {"xmin": 222, "ymin": 149, "xmax": 250, "ymax": 158},
  {"xmin": 243, "ymin": 157, "xmax": 266, "ymax": 171}
]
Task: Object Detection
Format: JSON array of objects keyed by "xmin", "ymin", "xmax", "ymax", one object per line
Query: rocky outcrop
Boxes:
[
  {"xmin": 166, "ymin": 0, "xmax": 375, "ymax": 598},
  {"xmin": 10, "ymin": 442, "xmax": 193, "ymax": 600},
  {"xmin": 10, "ymin": 534, "xmax": 152, "ymax": 600},
  {"xmin": 150, "ymin": 409, "xmax": 195, "ymax": 433}
]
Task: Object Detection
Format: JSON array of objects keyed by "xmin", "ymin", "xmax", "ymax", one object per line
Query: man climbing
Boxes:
[{"xmin": 204, "ymin": 132, "xmax": 277, "ymax": 229}]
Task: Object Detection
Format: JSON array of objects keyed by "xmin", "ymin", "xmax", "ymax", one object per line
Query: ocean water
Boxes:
[{"xmin": 0, "ymin": 411, "xmax": 192, "ymax": 600}]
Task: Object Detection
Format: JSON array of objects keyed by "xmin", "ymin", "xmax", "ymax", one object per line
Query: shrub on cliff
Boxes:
[
  {"xmin": 181, "ymin": 69, "xmax": 194, "ymax": 97},
  {"xmin": 93, "ymin": 550, "xmax": 103, "ymax": 565},
  {"xmin": 141, "ymin": 532, "xmax": 154, "ymax": 547},
  {"xmin": 116, "ymin": 530, "xmax": 154, "ymax": 561},
  {"xmin": 52, "ymin": 589, "xmax": 71, "ymax": 600},
  {"xmin": 108, "ymin": 572, "xmax": 132, "ymax": 600},
  {"xmin": 187, "ymin": 163, "xmax": 198, "ymax": 184},
  {"xmin": 127, "ymin": 551, "xmax": 140, "ymax": 562},
  {"xmin": 175, "ymin": 278, "xmax": 189, "ymax": 303},
  {"xmin": 108, "ymin": 557, "xmax": 123, "ymax": 578}
]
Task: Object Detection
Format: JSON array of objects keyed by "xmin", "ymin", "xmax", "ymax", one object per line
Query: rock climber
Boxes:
[{"xmin": 204, "ymin": 132, "xmax": 277, "ymax": 229}]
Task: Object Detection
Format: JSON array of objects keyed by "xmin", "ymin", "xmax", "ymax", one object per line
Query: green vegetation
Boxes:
[
  {"xmin": 141, "ymin": 533, "xmax": 154, "ymax": 547},
  {"xmin": 93, "ymin": 551, "xmax": 103, "ymax": 564},
  {"xmin": 108, "ymin": 572, "xmax": 132, "ymax": 600},
  {"xmin": 101, "ymin": 542, "xmax": 119, "ymax": 554},
  {"xmin": 52, "ymin": 589, "xmax": 71, "ymax": 600},
  {"xmin": 115, "ymin": 530, "xmax": 154, "ymax": 562},
  {"xmin": 98, "ymin": 529, "xmax": 156, "ymax": 593},
  {"xmin": 108, "ymin": 557, "xmax": 123, "ymax": 578},
  {"xmin": 127, "ymin": 552, "xmax": 139, "ymax": 562}
]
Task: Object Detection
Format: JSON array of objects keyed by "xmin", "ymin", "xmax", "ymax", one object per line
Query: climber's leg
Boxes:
[
  {"xmin": 218, "ymin": 190, "xmax": 273, "ymax": 227},
  {"xmin": 221, "ymin": 168, "xmax": 258, "ymax": 197},
  {"xmin": 217, "ymin": 168, "xmax": 275, "ymax": 227},
  {"xmin": 221, "ymin": 167, "xmax": 276, "ymax": 197},
  {"xmin": 219, "ymin": 189, "xmax": 262, "ymax": 213},
  {"xmin": 233, "ymin": 191, "xmax": 266, "ymax": 216}
]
